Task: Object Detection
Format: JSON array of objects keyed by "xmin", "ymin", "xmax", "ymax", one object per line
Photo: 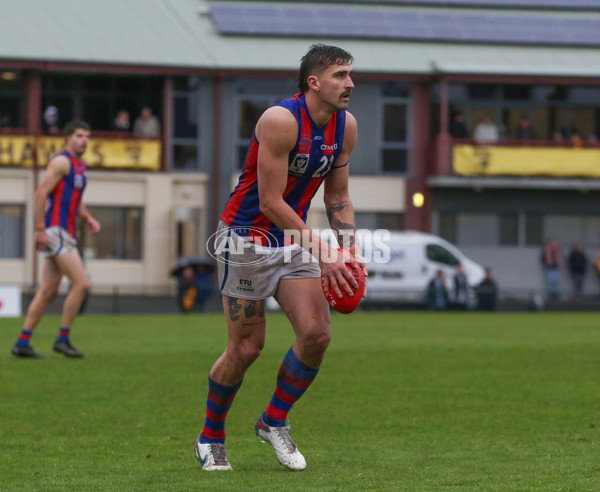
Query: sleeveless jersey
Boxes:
[
  {"xmin": 221, "ymin": 93, "xmax": 346, "ymax": 246},
  {"xmin": 45, "ymin": 150, "xmax": 88, "ymax": 237}
]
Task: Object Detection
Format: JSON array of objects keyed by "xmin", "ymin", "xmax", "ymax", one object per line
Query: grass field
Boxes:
[{"xmin": 1, "ymin": 311, "xmax": 600, "ymax": 491}]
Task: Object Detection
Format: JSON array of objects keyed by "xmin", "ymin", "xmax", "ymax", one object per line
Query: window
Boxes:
[
  {"xmin": 439, "ymin": 212, "xmax": 518, "ymax": 246},
  {"xmin": 381, "ymin": 84, "xmax": 410, "ymax": 174},
  {"xmin": 426, "ymin": 244, "xmax": 459, "ymax": 266},
  {"xmin": 174, "ymin": 96, "xmax": 198, "ymax": 139},
  {"xmin": 468, "ymin": 84, "xmax": 497, "ymax": 100},
  {"xmin": 42, "ymin": 74, "xmax": 163, "ymax": 132},
  {"xmin": 173, "ymin": 145, "xmax": 198, "ymax": 171},
  {"xmin": 456, "ymin": 214, "xmax": 499, "ymax": 246},
  {"xmin": 501, "ymin": 85, "xmax": 531, "ymax": 101},
  {"xmin": 525, "ymin": 214, "xmax": 543, "ymax": 246},
  {"xmin": 175, "ymin": 208, "xmax": 203, "ymax": 257},
  {"xmin": 234, "ymin": 79, "xmax": 298, "ymax": 169},
  {"xmin": 439, "ymin": 213, "xmax": 457, "ymax": 244},
  {"xmin": 544, "ymin": 215, "xmax": 600, "ymax": 249},
  {"xmin": 499, "ymin": 214, "xmax": 518, "ymax": 245},
  {"xmin": 172, "ymin": 77, "xmax": 203, "ymax": 171},
  {"xmin": 237, "ymin": 98, "xmax": 271, "ymax": 168},
  {"xmin": 81, "ymin": 207, "xmax": 143, "ymax": 260},
  {"xmin": 0, "ymin": 72, "xmax": 24, "ymax": 128},
  {"xmin": 0, "ymin": 205, "xmax": 24, "ymax": 258},
  {"xmin": 441, "ymin": 83, "xmax": 600, "ymax": 141},
  {"xmin": 355, "ymin": 212, "xmax": 404, "ymax": 231}
]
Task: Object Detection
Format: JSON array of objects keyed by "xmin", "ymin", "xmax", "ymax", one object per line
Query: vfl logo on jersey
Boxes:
[
  {"xmin": 289, "ymin": 153, "xmax": 310, "ymax": 177},
  {"xmin": 74, "ymin": 174, "xmax": 85, "ymax": 189}
]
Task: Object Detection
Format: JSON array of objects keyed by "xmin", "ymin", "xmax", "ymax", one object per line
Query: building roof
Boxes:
[
  {"xmin": 1, "ymin": 0, "xmax": 600, "ymax": 78},
  {"xmin": 209, "ymin": 3, "xmax": 600, "ymax": 47}
]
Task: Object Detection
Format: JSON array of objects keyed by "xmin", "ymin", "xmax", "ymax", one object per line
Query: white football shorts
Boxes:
[
  {"xmin": 43, "ymin": 226, "xmax": 78, "ymax": 258},
  {"xmin": 215, "ymin": 221, "xmax": 321, "ymax": 300}
]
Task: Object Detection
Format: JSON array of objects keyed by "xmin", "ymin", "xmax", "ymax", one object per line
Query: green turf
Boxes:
[{"xmin": 1, "ymin": 312, "xmax": 600, "ymax": 491}]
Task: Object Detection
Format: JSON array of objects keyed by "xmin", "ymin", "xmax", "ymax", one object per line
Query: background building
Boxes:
[{"xmin": 1, "ymin": 0, "xmax": 600, "ymax": 302}]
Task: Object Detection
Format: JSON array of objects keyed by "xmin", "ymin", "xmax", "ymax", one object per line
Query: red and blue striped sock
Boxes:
[
  {"xmin": 199, "ymin": 375, "xmax": 243, "ymax": 444},
  {"xmin": 263, "ymin": 347, "xmax": 319, "ymax": 427},
  {"xmin": 16, "ymin": 329, "xmax": 33, "ymax": 347},
  {"xmin": 56, "ymin": 326, "xmax": 70, "ymax": 342}
]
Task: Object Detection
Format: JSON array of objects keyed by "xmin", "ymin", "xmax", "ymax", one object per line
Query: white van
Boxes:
[
  {"xmin": 265, "ymin": 229, "xmax": 485, "ymax": 310},
  {"xmin": 360, "ymin": 230, "xmax": 485, "ymax": 306}
]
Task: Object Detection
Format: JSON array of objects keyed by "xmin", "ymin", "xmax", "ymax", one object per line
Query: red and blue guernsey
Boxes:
[
  {"xmin": 221, "ymin": 93, "xmax": 346, "ymax": 246},
  {"xmin": 45, "ymin": 150, "xmax": 87, "ymax": 237}
]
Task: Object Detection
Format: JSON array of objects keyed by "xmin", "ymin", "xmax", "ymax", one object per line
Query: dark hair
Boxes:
[
  {"xmin": 298, "ymin": 44, "xmax": 354, "ymax": 93},
  {"xmin": 64, "ymin": 120, "xmax": 91, "ymax": 136}
]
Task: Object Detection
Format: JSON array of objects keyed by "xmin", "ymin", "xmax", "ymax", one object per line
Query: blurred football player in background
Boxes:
[{"xmin": 11, "ymin": 120, "xmax": 101, "ymax": 359}]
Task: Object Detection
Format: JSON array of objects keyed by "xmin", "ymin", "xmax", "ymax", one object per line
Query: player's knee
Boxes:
[
  {"xmin": 73, "ymin": 278, "xmax": 90, "ymax": 294},
  {"xmin": 234, "ymin": 336, "xmax": 264, "ymax": 367},
  {"xmin": 241, "ymin": 340, "xmax": 264, "ymax": 365},
  {"xmin": 311, "ymin": 330, "xmax": 331, "ymax": 353},
  {"xmin": 299, "ymin": 316, "xmax": 331, "ymax": 353},
  {"xmin": 42, "ymin": 286, "xmax": 59, "ymax": 303}
]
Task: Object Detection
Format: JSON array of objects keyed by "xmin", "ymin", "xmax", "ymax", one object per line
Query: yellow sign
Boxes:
[
  {"xmin": 0, "ymin": 136, "xmax": 161, "ymax": 171},
  {"xmin": 453, "ymin": 144, "xmax": 600, "ymax": 178}
]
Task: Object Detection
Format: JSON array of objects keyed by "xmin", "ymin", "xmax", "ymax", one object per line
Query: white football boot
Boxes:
[
  {"xmin": 255, "ymin": 415, "xmax": 306, "ymax": 471},
  {"xmin": 194, "ymin": 440, "xmax": 233, "ymax": 471}
]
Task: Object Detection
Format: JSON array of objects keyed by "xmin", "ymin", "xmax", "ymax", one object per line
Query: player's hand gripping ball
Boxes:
[{"xmin": 321, "ymin": 250, "xmax": 365, "ymax": 314}]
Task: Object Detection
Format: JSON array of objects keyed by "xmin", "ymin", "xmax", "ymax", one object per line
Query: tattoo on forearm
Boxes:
[
  {"xmin": 227, "ymin": 297, "xmax": 241, "ymax": 321},
  {"xmin": 326, "ymin": 201, "xmax": 352, "ymax": 223},
  {"xmin": 327, "ymin": 200, "xmax": 356, "ymax": 249},
  {"xmin": 331, "ymin": 219, "xmax": 356, "ymax": 231},
  {"xmin": 244, "ymin": 300, "xmax": 265, "ymax": 319}
]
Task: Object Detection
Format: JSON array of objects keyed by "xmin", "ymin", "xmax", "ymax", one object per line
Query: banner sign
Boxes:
[
  {"xmin": 0, "ymin": 285, "xmax": 21, "ymax": 317},
  {"xmin": 0, "ymin": 136, "xmax": 161, "ymax": 171},
  {"xmin": 453, "ymin": 144, "xmax": 600, "ymax": 178}
]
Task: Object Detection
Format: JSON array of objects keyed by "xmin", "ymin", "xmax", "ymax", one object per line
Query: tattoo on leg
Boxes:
[
  {"xmin": 244, "ymin": 300, "xmax": 264, "ymax": 319},
  {"xmin": 227, "ymin": 297, "xmax": 241, "ymax": 321}
]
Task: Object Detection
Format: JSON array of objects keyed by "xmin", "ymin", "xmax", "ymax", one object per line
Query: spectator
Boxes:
[
  {"xmin": 427, "ymin": 269, "xmax": 448, "ymax": 311},
  {"xmin": 133, "ymin": 106, "xmax": 160, "ymax": 138},
  {"xmin": 553, "ymin": 131, "xmax": 564, "ymax": 144},
  {"xmin": 476, "ymin": 267, "xmax": 498, "ymax": 311},
  {"xmin": 450, "ymin": 263, "xmax": 470, "ymax": 310},
  {"xmin": 0, "ymin": 112, "xmax": 11, "ymax": 128},
  {"xmin": 449, "ymin": 111, "xmax": 469, "ymax": 139},
  {"xmin": 43, "ymin": 105, "xmax": 60, "ymax": 134},
  {"xmin": 571, "ymin": 132, "xmax": 583, "ymax": 149},
  {"xmin": 559, "ymin": 123, "xmax": 579, "ymax": 141},
  {"xmin": 567, "ymin": 243, "xmax": 587, "ymax": 297},
  {"xmin": 541, "ymin": 237, "xmax": 563, "ymax": 299},
  {"xmin": 473, "ymin": 114, "xmax": 500, "ymax": 145},
  {"xmin": 112, "ymin": 110, "xmax": 131, "ymax": 132},
  {"xmin": 514, "ymin": 116, "xmax": 536, "ymax": 140}
]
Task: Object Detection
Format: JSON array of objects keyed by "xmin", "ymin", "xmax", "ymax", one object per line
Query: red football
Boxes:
[{"xmin": 321, "ymin": 252, "xmax": 365, "ymax": 314}]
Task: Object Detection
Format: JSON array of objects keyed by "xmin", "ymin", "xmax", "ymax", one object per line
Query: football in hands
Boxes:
[{"xmin": 321, "ymin": 251, "xmax": 365, "ymax": 314}]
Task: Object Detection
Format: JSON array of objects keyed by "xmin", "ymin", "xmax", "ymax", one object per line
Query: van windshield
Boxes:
[{"xmin": 426, "ymin": 244, "xmax": 459, "ymax": 266}]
